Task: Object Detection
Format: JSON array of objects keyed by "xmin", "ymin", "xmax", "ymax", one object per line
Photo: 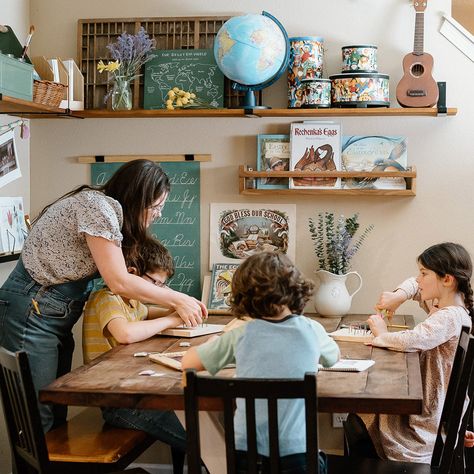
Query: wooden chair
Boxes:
[
  {"xmin": 183, "ymin": 370, "xmax": 321, "ymax": 474},
  {"xmin": 0, "ymin": 347, "xmax": 157, "ymax": 474},
  {"xmin": 329, "ymin": 331, "xmax": 474, "ymax": 474}
]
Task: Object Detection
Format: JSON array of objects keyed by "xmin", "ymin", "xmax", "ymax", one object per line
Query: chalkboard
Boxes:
[
  {"xmin": 143, "ymin": 49, "xmax": 224, "ymax": 109},
  {"xmin": 91, "ymin": 161, "xmax": 201, "ymax": 298}
]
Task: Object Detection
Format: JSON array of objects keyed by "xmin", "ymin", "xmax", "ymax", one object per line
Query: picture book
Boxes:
[
  {"xmin": 318, "ymin": 359, "xmax": 375, "ymax": 372},
  {"xmin": 256, "ymin": 134, "xmax": 290, "ymax": 189},
  {"xmin": 144, "ymin": 49, "xmax": 224, "ymax": 109},
  {"xmin": 328, "ymin": 327, "xmax": 374, "ymax": 344},
  {"xmin": 341, "ymin": 136, "xmax": 408, "ymax": 189},
  {"xmin": 157, "ymin": 323, "xmax": 226, "ymax": 338},
  {"xmin": 289, "ymin": 122, "xmax": 342, "ymax": 189},
  {"xmin": 208, "ymin": 263, "xmax": 240, "ymax": 312}
]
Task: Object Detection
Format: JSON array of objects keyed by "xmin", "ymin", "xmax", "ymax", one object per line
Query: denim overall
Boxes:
[{"xmin": 0, "ymin": 258, "xmax": 94, "ymax": 432}]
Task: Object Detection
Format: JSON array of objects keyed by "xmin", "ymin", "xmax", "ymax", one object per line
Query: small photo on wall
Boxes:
[
  {"xmin": 0, "ymin": 130, "xmax": 22, "ymax": 189},
  {"xmin": 209, "ymin": 203, "xmax": 296, "ymax": 270},
  {"xmin": 256, "ymin": 134, "xmax": 290, "ymax": 189}
]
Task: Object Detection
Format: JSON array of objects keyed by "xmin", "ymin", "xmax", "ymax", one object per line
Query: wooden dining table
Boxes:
[{"xmin": 39, "ymin": 314, "xmax": 423, "ymax": 415}]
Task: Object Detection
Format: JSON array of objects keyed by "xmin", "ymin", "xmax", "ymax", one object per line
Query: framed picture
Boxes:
[
  {"xmin": 0, "ymin": 130, "xmax": 22, "ymax": 189},
  {"xmin": 0, "ymin": 197, "xmax": 28, "ymax": 255},
  {"xmin": 256, "ymin": 134, "xmax": 290, "ymax": 189},
  {"xmin": 206, "ymin": 263, "xmax": 240, "ymax": 314},
  {"xmin": 209, "ymin": 203, "xmax": 296, "ymax": 269}
]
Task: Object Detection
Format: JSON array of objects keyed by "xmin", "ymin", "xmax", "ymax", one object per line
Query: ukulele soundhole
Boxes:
[{"xmin": 410, "ymin": 63, "xmax": 425, "ymax": 77}]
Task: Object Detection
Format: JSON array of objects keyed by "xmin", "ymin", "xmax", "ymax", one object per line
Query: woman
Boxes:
[{"xmin": 0, "ymin": 159, "xmax": 206, "ymax": 431}]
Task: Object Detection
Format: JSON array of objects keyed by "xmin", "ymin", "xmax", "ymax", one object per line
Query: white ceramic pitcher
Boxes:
[{"xmin": 313, "ymin": 270, "xmax": 363, "ymax": 317}]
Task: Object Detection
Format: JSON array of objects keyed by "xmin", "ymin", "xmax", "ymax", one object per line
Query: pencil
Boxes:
[{"xmin": 387, "ymin": 324, "xmax": 409, "ymax": 329}]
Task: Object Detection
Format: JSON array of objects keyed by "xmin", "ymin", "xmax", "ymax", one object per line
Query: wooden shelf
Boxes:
[
  {"xmin": 0, "ymin": 94, "xmax": 457, "ymax": 118},
  {"xmin": 239, "ymin": 165, "xmax": 417, "ymax": 196},
  {"xmin": 0, "ymin": 94, "xmax": 69, "ymax": 118}
]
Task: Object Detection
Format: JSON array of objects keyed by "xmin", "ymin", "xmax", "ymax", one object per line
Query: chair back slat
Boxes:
[
  {"xmin": 431, "ymin": 331, "xmax": 474, "ymax": 472},
  {"xmin": 183, "ymin": 370, "xmax": 202, "ymax": 474},
  {"xmin": 184, "ymin": 369, "xmax": 319, "ymax": 474},
  {"xmin": 267, "ymin": 397, "xmax": 280, "ymax": 473},
  {"xmin": 245, "ymin": 397, "xmax": 258, "ymax": 474},
  {"xmin": 223, "ymin": 397, "xmax": 236, "ymax": 474},
  {"xmin": 0, "ymin": 347, "xmax": 51, "ymax": 473}
]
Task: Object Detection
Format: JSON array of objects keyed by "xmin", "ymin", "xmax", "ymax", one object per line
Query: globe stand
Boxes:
[{"xmin": 233, "ymin": 89, "xmax": 270, "ymax": 110}]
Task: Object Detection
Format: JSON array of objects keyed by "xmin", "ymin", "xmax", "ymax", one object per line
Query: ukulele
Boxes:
[{"xmin": 396, "ymin": 1, "xmax": 438, "ymax": 108}]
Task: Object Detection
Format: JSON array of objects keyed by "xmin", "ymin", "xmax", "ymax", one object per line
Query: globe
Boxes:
[{"xmin": 214, "ymin": 11, "xmax": 289, "ymax": 108}]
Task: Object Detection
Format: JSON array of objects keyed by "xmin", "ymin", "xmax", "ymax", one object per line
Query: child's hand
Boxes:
[
  {"xmin": 367, "ymin": 314, "xmax": 388, "ymax": 337},
  {"xmin": 374, "ymin": 290, "xmax": 406, "ymax": 316},
  {"xmin": 465, "ymin": 430, "xmax": 474, "ymax": 448}
]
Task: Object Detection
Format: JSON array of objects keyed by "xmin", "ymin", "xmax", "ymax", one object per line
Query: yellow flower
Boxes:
[
  {"xmin": 175, "ymin": 99, "xmax": 183, "ymax": 107},
  {"xmin": 97, "ymin": 60, "xmax": 121, "ymax": 73},
  {"xmin": 97, "ymin": 60, "xmax": 107, "ymax": 73},
  {"xmin": 181, "ymin": 97, "xmax": 189, "ymax": 105},
  {"xmin": 167, "ymin": 90, "xmax": 175, "ymax": 98},
  {"xmin": 166, "ymin": 104, "xmax": 174, "ymax": 110},
  {"xmin": 172, "ymin": 87, "xmax": 180, "ymax": 93}
]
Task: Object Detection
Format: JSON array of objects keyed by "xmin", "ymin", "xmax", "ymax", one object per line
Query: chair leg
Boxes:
[{"xmin": 171, "ymin": 447, "xmax": 185, "ymax": 474}]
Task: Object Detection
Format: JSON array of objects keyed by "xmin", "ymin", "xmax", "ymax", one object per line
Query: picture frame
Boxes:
[
  {"xmin": 256, "ymin": 134, "xmax": 290, "ymax": 189},
  {"xmin": 0, "ymin": 197, "xmax": 28, "ymax": 255},
  {"xmin": 209, "ymin": 203, "xmax": 296, "ymax": 269},
  {"xmin": 0, "ymin": 130, "xmax": 22, "ymax": 189}
]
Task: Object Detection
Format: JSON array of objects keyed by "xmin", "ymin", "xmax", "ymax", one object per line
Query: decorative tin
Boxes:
[
  {"xmin": 341, "ymin": 45, "xmax": 377, "ymax": 73},
  {"xmin": 330, "ymin": 73, "xmax": 390, "ymax": 108},
  {"xmin": 288, "ymin": 36, "xmax": 324, "ymax": 108},
  {"xmin": 301, "ymin": 79, "xmax": 331, "ymax": 108}
]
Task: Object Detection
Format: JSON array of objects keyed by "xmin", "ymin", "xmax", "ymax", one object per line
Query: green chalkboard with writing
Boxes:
[
  {"xmin": 143, "ymin": 49, "xmax": 224, "ymax": 109},
  {"xmin": 91, "ymin": 161, "xmax": 201, "ymax": 298}
]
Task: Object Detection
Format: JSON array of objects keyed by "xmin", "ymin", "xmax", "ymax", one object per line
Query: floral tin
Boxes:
[
  {"xmin": 288, "ymin": 36, "xmax": 324, "ymax": 108},
  {"xmin": 301, "ymin": 79, "xmax": 331, "ymax": 108},
  {"xmin": 341, "ymin": 45, "xmax": 377, "ymax": 73},
  {"xmin": 330, "ymin": 73, "xmax": 390, "ymax": 107}
]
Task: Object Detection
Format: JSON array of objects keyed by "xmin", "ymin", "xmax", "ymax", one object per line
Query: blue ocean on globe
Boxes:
[{"xmin": 214, "ymin": 13, "xmax": 287, "ymax": 86}]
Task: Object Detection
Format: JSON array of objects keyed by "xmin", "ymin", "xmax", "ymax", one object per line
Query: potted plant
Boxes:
[{"xmin": 308, "ymin": 212, "xmax": 373, "ymax": 317}]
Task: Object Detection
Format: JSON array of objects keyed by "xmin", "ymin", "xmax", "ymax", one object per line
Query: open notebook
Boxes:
[{"xmin": 328, "ymin": 327, "xmax": 374, "ymax": 343}]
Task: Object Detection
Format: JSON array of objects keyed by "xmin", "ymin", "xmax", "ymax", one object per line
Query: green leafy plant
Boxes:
[{"xmin": 308, "ymin": 212, "xmax": 374, "ymax": 275}]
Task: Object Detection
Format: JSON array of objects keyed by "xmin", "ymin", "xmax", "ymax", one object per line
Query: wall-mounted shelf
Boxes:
[
  {"xmin": 0, "ymin": 253, "xmax": 21, "ymax": 263},
  {"xmin": 0, "ymin": 94, "xmax": 69, "ymax": 118},
  {"xmin": 239, "ymin": 165, "xmax": 417, "ymax": 196},
  {"xmin": 0, "ymin": 95, "xmax": 458, "ymax": 119}
]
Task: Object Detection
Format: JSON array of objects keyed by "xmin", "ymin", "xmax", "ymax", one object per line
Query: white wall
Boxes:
[{"xmin": 1, "ymin": 0, "xmax": 474, "ymax": 471}]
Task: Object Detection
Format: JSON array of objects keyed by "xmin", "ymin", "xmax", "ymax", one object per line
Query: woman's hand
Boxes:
[
  {"xmin": 367, "ymin": 314, "xmax": 388, "ymax": 337},
  {"xmin": 375, "ymin": 289, "xmax": 407, "ymax": 316},
  {"xmin": 173, "ymin": 294, "xmax": 208, "ymax": 327}
]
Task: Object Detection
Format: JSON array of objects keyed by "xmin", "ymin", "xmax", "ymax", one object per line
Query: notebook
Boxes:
[
  {"xmin": 157, "ymin": 323, "xmax": 226, "ymax": 338},
  {"xmin": 318, "ymin": 359, "xmax": 375, "ymax": 372},
  {"xmin": 328, "ymin": 327, "xmax": 374, "ymax": 343}
]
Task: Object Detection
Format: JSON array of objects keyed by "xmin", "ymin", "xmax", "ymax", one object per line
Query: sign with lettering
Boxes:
[{"xmin": 91, "ymin": 162, "xmax": 201, "ymax": 298}]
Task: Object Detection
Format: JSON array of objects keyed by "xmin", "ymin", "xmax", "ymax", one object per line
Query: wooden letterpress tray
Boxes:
[{"xmin": 77, "ymin": 16, "xmax": 260, "ymax": 110}]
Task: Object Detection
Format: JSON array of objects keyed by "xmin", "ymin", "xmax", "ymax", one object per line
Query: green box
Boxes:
[{"xmin": 0, "ymin": 52, "xmax": 33, "ymax": 101}]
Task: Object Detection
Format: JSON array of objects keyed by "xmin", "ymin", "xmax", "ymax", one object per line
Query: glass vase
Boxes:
[{"xmin": 111, "ymin": 77, "xmax": 132, "ymax": 111}]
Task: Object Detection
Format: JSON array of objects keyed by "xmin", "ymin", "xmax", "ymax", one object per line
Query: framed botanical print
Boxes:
[{"xmin": 256, "ymin": 134, "xmax": 290, "ymax": 189}]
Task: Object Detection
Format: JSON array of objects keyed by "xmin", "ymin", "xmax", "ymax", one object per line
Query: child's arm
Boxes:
[
  {"xmin": 309, "ymin": 319, "xmax": 340, "ymax": 367},
  {"xmin": 106, "ymin": 313, "xmax": 182, "ymax": 344},
  {"xmin": 181, "ymin": 347, "xmax": 206, "ymax": 371}
]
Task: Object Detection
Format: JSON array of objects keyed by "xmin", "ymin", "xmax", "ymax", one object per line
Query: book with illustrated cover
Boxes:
[
  {"xmin": 207, "ymin": 263, "xmax": 240, "ymax": 312},
  {"xmin": 256, "ymin": 134, "xmax": 290, "ymax": 189},
  {"xmin": 318, "ymin": 359, "xmax": 375, "ymax": 372},
  {"xmin": 341, "ymin": 136, "xmax": 408, "ymax": 189},
  {"xmin": 144, "ymin": 48, "xmax": 224, "ymax": 109},
  {"xmin": 289, "ymin": 122, "xmax": 341, "ymax": 189},
  {"xmin": 328, "ymin": 327, "xmax": 374, "ymax": 343}
]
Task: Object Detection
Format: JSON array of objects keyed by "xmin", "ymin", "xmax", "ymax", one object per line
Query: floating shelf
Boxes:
[
  {"xmin": 239, "ymin": 165, "xmax": 417, "ymax": 196},
  {"xmin": 0, "ymin": 94, "xmax": 458, "ymax": 119},
  {"xmin": 0, "ymin": 94, "xmax": 69, "ymax": 118}
]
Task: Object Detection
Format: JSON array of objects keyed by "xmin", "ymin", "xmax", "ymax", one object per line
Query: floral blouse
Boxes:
[
  {"xmin": 22, "ymin": 190, "xmax": 123, "ymax": 285},
  {"xmin": 360, "ymin": 277, "xmax": 472, "ymax": 463}
]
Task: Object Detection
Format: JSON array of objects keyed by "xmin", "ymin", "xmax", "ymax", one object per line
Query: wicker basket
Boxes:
[{"xmin": 33, "ymin": 80, "xmax": 67, "ymax": 108}]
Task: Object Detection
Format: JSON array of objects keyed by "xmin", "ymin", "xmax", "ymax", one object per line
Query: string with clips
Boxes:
[{"xmin": 0, "ymin": 119, "xmax": 30, "ymax": 139}]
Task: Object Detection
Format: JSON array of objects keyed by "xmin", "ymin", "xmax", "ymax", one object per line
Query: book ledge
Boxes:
[{"xmin": 238, "ymin": 165, "xmax": 417, "ymax": 196}]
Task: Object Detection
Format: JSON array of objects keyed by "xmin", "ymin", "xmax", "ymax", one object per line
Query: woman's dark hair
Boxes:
[
  {"xmin": 418, "ymin": 242, "xmax": 473, "ymax": 320},
  {"xmin": 33, "ymin": 160, "xmax": 170, "ymax": 263},
  {"xmin": 231, "ymin": 251, "xmax": 314, "ymax": 319}
]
